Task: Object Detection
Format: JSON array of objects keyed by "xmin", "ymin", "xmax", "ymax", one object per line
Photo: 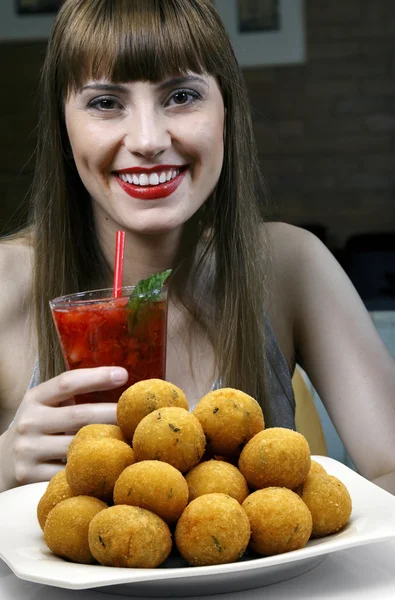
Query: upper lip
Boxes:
[{"xmin": 115, "ymin": 165, "xmax": 188, "ymax": 174}]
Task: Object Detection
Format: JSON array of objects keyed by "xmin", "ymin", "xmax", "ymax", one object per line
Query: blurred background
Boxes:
[
  {"xmin": 1, "ymin": 0, "xmax": 394, "ymax": 306},
  {"xmin": 0, "ymin": 0, "xmax": 394, "ymax": 460}
]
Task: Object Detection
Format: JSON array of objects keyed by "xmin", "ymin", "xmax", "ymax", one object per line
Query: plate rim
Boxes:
[{"xmin": 1, "ymin": 456, "xmax": 395, "ymax": 590}]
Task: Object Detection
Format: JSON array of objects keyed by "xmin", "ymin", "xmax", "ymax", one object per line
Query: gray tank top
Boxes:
[
  {"xmin": 210, "ymin": 317, "xmax": 295, "ymax": 429},
  {"xmin": 27, "ymin": 317, "xmax": 295, "ymax": 429}
]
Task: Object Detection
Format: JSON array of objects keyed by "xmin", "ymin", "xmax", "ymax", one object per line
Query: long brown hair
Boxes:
[{"xmin": 31, "ymin": 0, "xmax": 271, "ymax": 412}]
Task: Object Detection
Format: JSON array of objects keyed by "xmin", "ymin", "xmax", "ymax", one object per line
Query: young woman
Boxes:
[{"xmin": 0, "ymin": 0, "xmax": 394, "ymax": 493}]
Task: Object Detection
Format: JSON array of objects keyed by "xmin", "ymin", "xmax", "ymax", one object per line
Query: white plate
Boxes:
[{"xmin": 1, "ymin": 456, "xmax": 395, "ymax": 598}]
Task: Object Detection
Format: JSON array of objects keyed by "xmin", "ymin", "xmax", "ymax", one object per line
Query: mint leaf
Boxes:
[
  {"xmin": 128, "ymin": 269, "xmax": 171, "ymax": 306},
  {"xmin": 126, "ymin": 269, "xmax": 171, "ymax": 333},
  {"xmin": 127, "ymin": 269, "xmax": 171, "ymax": 308}
]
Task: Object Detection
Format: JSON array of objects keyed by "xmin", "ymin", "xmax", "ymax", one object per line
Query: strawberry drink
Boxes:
[{"xmin": 50, "ymin": 276, "xmax": 169, "ymax": 403}]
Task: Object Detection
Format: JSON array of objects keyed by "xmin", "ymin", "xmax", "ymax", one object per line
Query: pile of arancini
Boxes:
[{"xmin": 37, "ymin": 379, "xmax": 352, "ymax": 569}]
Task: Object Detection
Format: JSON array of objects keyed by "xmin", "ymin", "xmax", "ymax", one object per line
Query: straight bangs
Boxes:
[{"xmin": 51, "ymin": 0, "xmax": 232, "ymax": 98}]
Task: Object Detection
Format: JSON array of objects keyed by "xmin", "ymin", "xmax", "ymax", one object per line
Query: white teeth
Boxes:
[
  {"xmin": 119, "ymin": 169, "xmax": 181, "ymax": 187},
  {"xmin": 149, "ymin": 173, "xmax": 160, "ymax": 185}
]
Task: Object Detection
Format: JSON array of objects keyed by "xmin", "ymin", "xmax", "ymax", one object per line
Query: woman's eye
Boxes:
[
  {"xmin": 168, "ymin": 89, "xmax": 200, "ymax": 106},
  {"xmin": 87, "ymin": 96, "xmax": 121, "ymax": 111}
]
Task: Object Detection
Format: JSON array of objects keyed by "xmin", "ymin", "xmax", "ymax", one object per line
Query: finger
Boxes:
[
  {"xmin": 39, "ymin": 403, "xmax": 118, "ymax": 435},
  {"xmin": 29, "ymin": 367, "xmax": 128, "ymax": 407},
  {"xmin": 31, "ymin": 435, "xmax": 74, "ymax": 462},
  {"xmin": 15, "ymin": 463, "xmax": 66, "ymax": 487}
]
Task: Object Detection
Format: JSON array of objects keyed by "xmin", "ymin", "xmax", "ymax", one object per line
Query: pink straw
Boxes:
[{"xmin": 113, "ymin": 230, "xmax": 126, "ymax": 298}]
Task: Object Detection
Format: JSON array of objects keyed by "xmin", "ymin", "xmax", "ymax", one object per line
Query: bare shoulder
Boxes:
[
  {"xmin": 0, "ymin": 236, "xmax": 33, "ymax": 316},
  {"xmin": 266, "ymin": 221, "xmax": 325, "ymax": 269},
  {"xmin": 263, "ymin": 221, "xmax": 349, "ymax": 368},
  {"xmin": 264, "ymin": 221, "xmax": 321, "ymax": 312},
  {"xmin": 0, "ymin": 235, "xmax": 33, "ymax": 271},
  {"xmin": 261, "ymin": 222, "xmax": 316, "ymax": 370},
  {"xmin": 265, "ymin": 221, "xmax": 339, "ymax": 302}
]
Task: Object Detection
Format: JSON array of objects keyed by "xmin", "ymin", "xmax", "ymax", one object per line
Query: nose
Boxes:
[{"xmin": 123, "ymin": 107, "xmax": 171, "ymax": 159}]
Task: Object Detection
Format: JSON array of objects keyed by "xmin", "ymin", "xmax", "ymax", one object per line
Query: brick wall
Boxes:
[
  {"xmin": 1, "ymin": 0, "xmax": 395, "ymax": 249},
  {"xmin": 247, "ymin": 0, "xmax": 395, "ymax": 248}
]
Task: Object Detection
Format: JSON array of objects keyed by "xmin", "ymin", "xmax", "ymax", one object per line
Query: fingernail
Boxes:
[{"xmin": 111, "ymin": 368, "xmax": 128, "ymax": 384}]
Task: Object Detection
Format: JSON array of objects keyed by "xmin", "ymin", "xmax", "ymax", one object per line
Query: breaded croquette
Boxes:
[
  {"xmin": 37, "ymin": 469, "xmax": 74, "ymax": 531},
  {"xmin": 309, "ymin": 459, "xmax": 327, "ymax": 476},
  {"xmin": 238, "ymin": 428, "xmax": 311, "ymax": 490},
  {"xmin": 67, "ymin": 424, "xmax": 126, "ymax": 458},
  {"xmin": 117, "ymin": 379, "xmax": 188, "ymax": 443},
  {"xmin": 113, "ymin": 460, "xmax": 189, "ymax": 524},
  {"xmin": 193, "ymin": 388, "xmax": 264, "ymax": 456},
  {"xmin": 297, "ymin": 471, "xmax": 352, "ymax": 537},
  {"xmin": 185, "ymin": 459, "xmax": 249, "ymax": 504},
  {"xmin": 88, "ymin": 505, "xmax": 172, "ymax": 568},
  {"xmin": 44, "ymin": 496, "xmax": 107, "ymax": 564},
  {"xmin": 132, "ymin": 407, "xmax": 205, "ymax": 473},
  {"xmin": 66, "ymin": 437, "xmax": 135, "ymax": 502},
  {"xmin": 175, "ymin": 493, "xmax": 251, "ymax": 566},
  {"xmin": 242, "ymin": 487, "xmax": 312, "ymax": 556}
]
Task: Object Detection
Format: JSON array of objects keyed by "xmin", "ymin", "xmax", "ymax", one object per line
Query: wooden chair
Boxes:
[{"xmin": 293, "ymin": 367, "xmax": 328, "ymax": 456}]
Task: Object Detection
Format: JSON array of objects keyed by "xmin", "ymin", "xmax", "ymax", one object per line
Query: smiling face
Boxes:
[{"xmin": 64, "ymin": 74, "xmax": 225, "ymax": 237}]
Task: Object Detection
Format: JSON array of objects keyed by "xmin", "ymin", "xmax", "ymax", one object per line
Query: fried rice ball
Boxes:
[
  {"xmin": 238, "ymin": 428, "xmax": 311, "ymax": 490},
  {"xmin": 132, "ymin": 407, "xmax": 206, "ymax": 473},
  {"xmin": 37, "ymin": 470, "xmax": 74, "ymax": 531},
  {"xmin": 293, "ymin": 460, "xmax": 327, "ymax": 496},
  {"xmin": 193, "ymin": 388, "xmax": 264, "ymax": 457},
  {"xmin": 242, "ymin": 487, "xmax": 312, "ymax": 556},
  {"xmin": 185, "ymin": 460, "xmax": 249, "ymax": 504},
  {"xmin": 67, "ymin": 424, "xmax": 126, "ymax": 458},
  {"xmin": 297, "ymin": 471, "xmax": 352, "ymax": 537},
  {"xmin": 88, "ymin": 505, "xmax": 172, "ymax": 568},
  {"xmin": 44, "ymin": 496, "xmax": 107, "ymax": 564},
  {"xmin": 309, "ymin": 459, "xmax": 327, "ymax": 476},
  {"xmin": 117, "ymin": 379, "xmax": 188, "ymax": 443},
  {"xmin": 113, "ymin": 460, "xmax": 189, "ymax": 524},
  {"xmin": 175, "ymin": 493, "xmax": 251, "ymax": 566},
  {"xmin": 66, "ymin": 438, "xmax": 135, "ymax": 502}
]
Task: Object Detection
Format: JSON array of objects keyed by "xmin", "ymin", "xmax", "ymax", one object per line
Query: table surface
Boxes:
[{"xmin": 1, "ymin": 538, "xmax": 395, "ymax": 600}]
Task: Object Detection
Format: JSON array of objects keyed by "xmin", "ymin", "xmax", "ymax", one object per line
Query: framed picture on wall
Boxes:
[
  {"xmin": 238, "ymin": 0, "xmax": 280, "ymax": 34},
  {"xmin": 213, "ymin": 0, "xmax": 306, "ymax": 68},
  {"xmin": 16, "ymin": 0, "xmax": 63, "ymax": 15},
  {"xmin": 0, "ymin": 0, "xmax": 63, "ymax": 40}
]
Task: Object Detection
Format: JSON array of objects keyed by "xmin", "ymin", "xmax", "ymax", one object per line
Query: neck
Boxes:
[{"xmin": 94, "ymin": 211, "xmax": 183, "ymax": 287}]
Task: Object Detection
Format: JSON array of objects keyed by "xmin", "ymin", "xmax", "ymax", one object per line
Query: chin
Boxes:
[
  {"xmin": 124, "ymin": 207, "xmax": 195, "ymax": 237},
  {"xmin": 126, "ymin": 218, "xmax": 184, "ymax": 237}
]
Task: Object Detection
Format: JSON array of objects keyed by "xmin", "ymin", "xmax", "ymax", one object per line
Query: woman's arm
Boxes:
[
  {"xmin": 271, "ymin": 223, "xmax": 395, "ymax": 492},
  {"xmin": 0, "ymin": 238, "xmax": 36, "ymax": 433},
  {"xmin": 0, "ymin": 238, "xmax": 128, "ymax": 492}
]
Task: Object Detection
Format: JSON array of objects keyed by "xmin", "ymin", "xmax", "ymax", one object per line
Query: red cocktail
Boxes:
[{"xmin": 50, "ymin": 286, "xmax": 168, "ymax": 403}]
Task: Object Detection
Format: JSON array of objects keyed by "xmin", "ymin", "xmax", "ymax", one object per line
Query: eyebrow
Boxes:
[
  {"xmin": 79, "ymin": 83, "xmax": 129, "ymax": 93},
  {"xmin": 79, "ymin": 76, "xmax": 208, "ymax": 94},
  {"xmin": 156, "ymin": 75, "xmax": 209, "ymax": 90}
]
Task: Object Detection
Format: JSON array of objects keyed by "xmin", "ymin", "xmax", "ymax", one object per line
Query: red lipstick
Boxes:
[{"xmin": 115, "ymin": 166, "xmax": 187, "ymax": 200}]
